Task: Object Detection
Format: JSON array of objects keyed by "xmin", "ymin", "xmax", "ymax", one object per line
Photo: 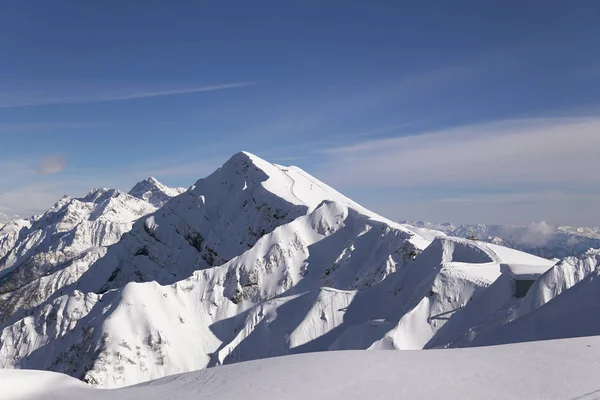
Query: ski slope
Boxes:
[{"xmin": 3, "ymin": 336, "xmax": 600, "ymax": 400}]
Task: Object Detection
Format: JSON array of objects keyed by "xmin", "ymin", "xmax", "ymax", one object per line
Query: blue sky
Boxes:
[{"xmin": 1, "ymin": 1, "xmax": 600, "ymax": 225}]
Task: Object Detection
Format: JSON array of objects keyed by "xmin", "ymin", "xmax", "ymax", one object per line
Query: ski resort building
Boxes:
[{"xmin": 500, "ymin": 263, "xmax": 556, "ymax": 298}]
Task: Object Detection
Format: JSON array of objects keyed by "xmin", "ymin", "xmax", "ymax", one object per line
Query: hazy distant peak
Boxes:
[{"xmin": 129, "ymin": 176, "xmax": 186, "ymax": 208}]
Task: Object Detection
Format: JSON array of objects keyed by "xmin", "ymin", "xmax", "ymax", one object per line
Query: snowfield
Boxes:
[
  {"xmin": 0, "ymin": 151, "xmax": 599, "ymax": 397},
  {"xmin": 3, "ymin": 336, "xmax": 600, "ymax": 400}
]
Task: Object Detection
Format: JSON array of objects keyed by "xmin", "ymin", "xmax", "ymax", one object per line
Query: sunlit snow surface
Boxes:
[
  {"xmin": 3, "ymin": 336, "xmax": 600, "ymax": 400},
  {"xmin": 1, "ymin": 151, "xmax": 599, "ymax": 394}
]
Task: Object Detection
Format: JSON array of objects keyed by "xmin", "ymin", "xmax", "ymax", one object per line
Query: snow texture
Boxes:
[
  {"xmin": 3, "ymin": 336, "xmax": 600, "ymax": 400},
  {"xmin": 0, "ymin": 151, "xmax": 597, "ymax": 393}
]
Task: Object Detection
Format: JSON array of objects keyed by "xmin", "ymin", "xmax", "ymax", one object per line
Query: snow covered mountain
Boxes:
[
  {"xmin": 0, "ymin": 151, "xmax": 598, "ymax": 391},
  {"xmin": 128, "ymin": 177, "xmax": 186, "ymax": 208},
  {"xmin": 0, "ymin": 212, "xmax": 22, "ymax": 229},
  {"xmin": 0, "ymin": 218, "xmax": 32, "ymax": 260},
  {"xmin": 0, "ymin": 213, "xmax": 10, "ymax": 225},
  {"xmin": 0, "ymin": 180, "xmax": 182, "ymax": 323},
  {"xmin": 406, "ymin": 221, "xmax": 600, "ymax": 258},
  {"xmin": 466, "ymin": 248, "xmax": 600, "ymax": 346},
  {"xmin": 0, "ymin": 152, "xmax": 437, "ymax": 387}
]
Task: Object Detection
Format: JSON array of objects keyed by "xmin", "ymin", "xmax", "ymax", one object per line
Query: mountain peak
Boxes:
[
  {"xmin": 219, "ymin": 151, "xmax": 276, "ymax": 175},
  {"xmin": 0, "ymin": 212, "xmax": 11, "ymax": 224},
  {"xmin": 130, "ymin": 176, "xmax": 161, "ymax": 191},
  {"xmin": 129, "ymin": 176, "xmax": 186, "ymax": 208}
]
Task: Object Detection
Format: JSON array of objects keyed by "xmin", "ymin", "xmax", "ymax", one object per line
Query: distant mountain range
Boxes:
[
  {"xmin": 0, "ymin": 212, "xmax": 20, "ymax": 225},
  {"xmin": 404, "ymin": 221, "xmax": 600, "ymax": 259},
  {"xmin": 0, "ymin": 152, "xmax": 598, "ymax": 389}
]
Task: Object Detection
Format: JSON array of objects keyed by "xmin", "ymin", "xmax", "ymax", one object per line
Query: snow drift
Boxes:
[{"xmin": 3, "ymin": 336, "xmax": 600, "ymax": 400}]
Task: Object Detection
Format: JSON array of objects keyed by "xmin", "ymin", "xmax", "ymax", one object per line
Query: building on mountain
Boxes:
[{"xmin": 500, "ymin": 263, "xmax": 556, "ymax": 298}]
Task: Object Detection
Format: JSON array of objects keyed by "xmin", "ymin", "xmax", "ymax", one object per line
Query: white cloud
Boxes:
[
  {"xmin": 319, "ymin": 117, "xmax": 600, "ymax": 189},
  {"xmin": 37, "ymin": 155, "xmax": 66, "ymax": 175},
  {"xmin": 88, "ymin": 82, "xmax": 255, "ymax": 103},
  {"xmin": 0, "ymin": 82, "xmax": 255, "ymax": 108},
  {"xmin": 514, "ymin": 221, "xmax": 556, "ymax": 246}
]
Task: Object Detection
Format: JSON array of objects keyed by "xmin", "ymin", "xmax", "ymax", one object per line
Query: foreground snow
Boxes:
[{"xmin": 3, "ymin": 336, "xmax": 600, "ymax": 400}]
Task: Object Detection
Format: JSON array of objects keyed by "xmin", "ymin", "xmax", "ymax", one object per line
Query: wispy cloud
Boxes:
[
  {"xmin": 87, "ymin": 82, "xmax": 255, "ymax": 103},
  {"xmin": 0, "ymin": 122, "xmax": 100, "ymax": 133},
  {"xmin": 318, "ymin": 116, "xmax": 600, "ymax": 189},
  {"xmin": 0, "ymin": 82, "xmax": 255, "ymax": 108}
]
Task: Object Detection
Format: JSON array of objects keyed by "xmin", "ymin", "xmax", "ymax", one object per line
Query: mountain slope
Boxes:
[
  {"xmin": 469, "ymin": 250, "xmax": 600, "ymax": 346},
  {"xmin": 0, "ymin": 226, "xmax": 555, "ymax": 388},
  {"xmin": 329, "ymin": 237, "xmax": 554, "ymax": 351},
  {"xmin": 0, "ymin": 213, "xmax": 12, "ymax": 225},
  {"xmin": 0, "ymin": 199, "xmax": 424, "ymax": 387},
  {"xmin": 0, "ymin": 152, "xmax": 437, "ymax": 387},
  {"xmin": 425, "ymin": 249, "xmax": 600, "ymax": 349},
  {"xmin": 0, "ymin": 150, "xmax": 592, "ymax": 392},
  {"xmin": 0, "ymin": 218, "xmax": 32, "ymax": 262},
  {"xmin": 4, "ymin": 336, "xmax": 600, "ymax": 400},
  {"xmin": 76, "ymin": 152, "xmax": 429, "ymax": 293},
  {"xmin": 0, "ymin": 180, "xmax": 182, "ymax": 323}
]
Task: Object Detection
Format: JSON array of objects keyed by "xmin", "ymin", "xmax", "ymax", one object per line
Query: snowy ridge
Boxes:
[
  {"xmin": 0, "ymin": 152, "xmax": 437, "ymax": 387},
  {"xmin": 330, "ymin": 236, "xmax": 555, "ymax": 351},
  {"xmin": 0, "ymin": 181, "xmax": 181, "ymax": 322},
  {"xmin": 422, "ymin": 249, "xmax": 600, "ymax": 349},
  {"xmin": 128, "ymin": 177, "xmax": 186, "ymax": 208},
  {"xmin": 0, "ymin": 151, "xmax": 598, "ymax": 392},
  {"xmin": 517, "ymin": 250, "xmax": 600, "ymax": 317},
  {"xmin": 468, "ymin": 250, "xmax": 600, "ymax": 346},
  {"xmin": 0, "ymin": 212, "xmax": 22, "ymax": 229},
  {"xmin": 0, "ymin": 218, "xmax": 32, "ymax": 262},
  {"xmin": 0, "ymin": 198, "xmax": 423, "ymax": 387},
  {"xmin": 0, "ymin": 213, "xmax": 11, "ymax": 226},
  {"xmin": 60, "ymin": 234, "xmax": 556, "ymax": 387}
]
